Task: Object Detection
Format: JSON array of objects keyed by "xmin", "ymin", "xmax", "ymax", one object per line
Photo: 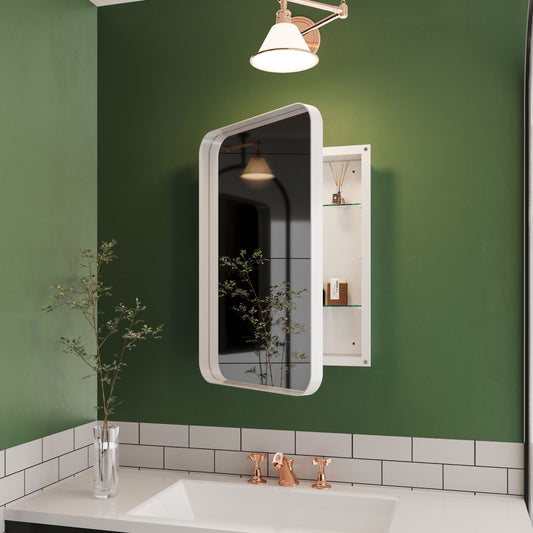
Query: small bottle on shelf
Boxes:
[{"xmin": 332, "ymin": 188, "xmax": 347, "ymax": 204}]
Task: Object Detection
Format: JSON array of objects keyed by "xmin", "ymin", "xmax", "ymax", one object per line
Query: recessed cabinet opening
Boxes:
[{"xmin": 322, "ymin": 146, "xmax": 371, "ymax": 367}]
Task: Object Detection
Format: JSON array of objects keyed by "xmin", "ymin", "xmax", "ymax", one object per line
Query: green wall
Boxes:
[
  {"xmin": 98, "ymin": 0, "xmax": 527, "ymax": 442},
  {"xmin": 0, "ymin": 0, "xmax": 97, "ymax": 449}
]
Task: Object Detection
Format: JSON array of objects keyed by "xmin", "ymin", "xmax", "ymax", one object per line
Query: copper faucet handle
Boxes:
[
  {"xmin": 312, "ymin": 457, "xmax": 331, "ymax": 467},
  {"xmin": 248, "ymin": 453, "xmax": 267, "ymax": 464},
  {"xmin": 312, "ymin": 457, "xmax": 332, "ymax": 490},
  {"xmin": 248, "ymin": 453, "xmax": 267, "ymax": 485}
]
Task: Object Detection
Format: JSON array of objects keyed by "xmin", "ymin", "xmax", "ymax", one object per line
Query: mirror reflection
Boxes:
[{"xmin": 217, "ymin": 113, "xmax": 311, "ymax": 391}]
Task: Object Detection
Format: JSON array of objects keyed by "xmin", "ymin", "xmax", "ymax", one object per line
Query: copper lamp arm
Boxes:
[
  {"xmin": 301, "ymin": 13, "xmax": 339, "ymax": 34},
  {"xmin": 221, "ymin": 141, "xmax": 259, "ymax": 152},
  {"xmin": 282, "ymin": 0, "xmax": 348, "ymax": 18}
]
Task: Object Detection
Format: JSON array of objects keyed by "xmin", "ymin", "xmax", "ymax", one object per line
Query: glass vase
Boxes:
[{"xmin": 93, "ymin": 424, "xmax": 119, "ymax": 499}]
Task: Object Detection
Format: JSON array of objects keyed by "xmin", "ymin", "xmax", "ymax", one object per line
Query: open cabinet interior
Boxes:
[{"xmin": 322, "ymin": 145, "xmax": 371, "ymax": 367}]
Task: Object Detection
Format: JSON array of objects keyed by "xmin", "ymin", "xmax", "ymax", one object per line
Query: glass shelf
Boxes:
[
  {"xmin": 323, "ymin": 203, "xmax": 362, "ymax": 207},
  {"xmin": 323, "ymin": 304, "xmax": 362, "ymax": 308}
]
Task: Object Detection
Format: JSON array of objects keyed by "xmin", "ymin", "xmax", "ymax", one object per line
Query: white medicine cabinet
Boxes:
[
  {"xmin": 199, "ymin": 104, "xmax": 371, "ymax": 397},
  {"xmin": 322, "ymin": 145, "xmax": 371, "ymax": 367}
]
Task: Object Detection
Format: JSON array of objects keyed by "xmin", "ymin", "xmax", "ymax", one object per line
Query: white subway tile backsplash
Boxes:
[
  {"xmin": 296, "ymin": 431, "xmax": 351, "ymax": 458},
  {"xmin": 215, "ymin": 451, "xmax": 254, "ymax": 476},
  {"xmin": 354, "ymin": 435, "xmax": 411, "ymax": 461},
  {"xmin": 413, "ymin": 438, "xmax": 474, "ymax": 465},
  {"xmin": 383, "ymin": 461, "xmax": 442, "ymax": 489},
  {"xmin": 43, "ymin": 429, "xmax": 73, "ymax": 461},
  {"xmin": 165, "ymin": 448, "xmax": 214, "ymax": 473},
  {"xmin": 140, "ymin": 423, "xmax": 188, "ymax": 447},
  {"xmin": 42, "ymin": 477, "xmax": 73, "ymax": 493},
  {"xmin": 120, "ymin": 444, "xmax": 163, "ymax": 469},
  {"xmin": 0, "ymin": 473, "xmax": 24, "ymax": 506},
  {"xmin": 330, "ymin": 458, "xmax": 381, "ymax": 485},
  {"xmin": 59, "ymin": 448, "xmax": 89, "ymax": 480},
  {"xmin": 444, "ymin": 465, "xmax": 507, "ymax": 493},
  {"xmin": 24, "ymin": 459, "xmax": 59, "ymax": 494},
  {"xmin": 508, "ymin": 469, "xmax": 525, "ymax": 496},
  {"xmin": 6, "ymin": 439, "xmax": 42, "ymax": 475},
  {"xmin": 74, "ymin": 422, "xmax": 95, "ymax": 449},
  {"xmin": 476, "ymin": 441, "xmax": 524, "ymax": 469},
  {"xmin": 109, "ymin": 421, "xmax": 139, "ymax": 444},
  {"xmin": 0, "ymin": 421, "xmax": 523, "ymax": 509},
  {"xmin": 242, "ymin": 429, "xmax": 294, "ymax": 454},
  {"xmin": 190, "ymin": 426, "xmax": 240, "ymax": 451}
]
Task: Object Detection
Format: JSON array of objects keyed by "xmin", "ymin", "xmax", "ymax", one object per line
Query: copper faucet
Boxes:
[{"xmin": 272, "ymin": 452, "xmax": 299, "ymax": 487}]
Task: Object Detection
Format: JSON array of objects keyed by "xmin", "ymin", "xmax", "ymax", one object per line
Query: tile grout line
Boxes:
[{"xmin": 507, "ymin": 468, "xmax": 509, "ymax": 495}]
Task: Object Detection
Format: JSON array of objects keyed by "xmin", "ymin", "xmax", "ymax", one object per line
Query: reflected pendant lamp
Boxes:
[
  {"xmin": 241, "ymin": 154, "xmax": 275, "ymax": 180},
  {"xmin": 250, "ymin": 22, "xmax": 319, "ymax": 73}
]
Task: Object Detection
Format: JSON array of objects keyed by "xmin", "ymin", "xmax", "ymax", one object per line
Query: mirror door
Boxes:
[{"xmin": 199, "ymin": 103, "xmax": 323, "ymax": 395}]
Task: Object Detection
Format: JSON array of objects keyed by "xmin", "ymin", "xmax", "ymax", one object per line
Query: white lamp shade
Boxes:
[
  {"xmin": 241, "ymin": 155, "xmax": 275, "ymax": 180},
  {"xmin": 250, "ymin": 23, "xmax": 319, "ymax": 73}
]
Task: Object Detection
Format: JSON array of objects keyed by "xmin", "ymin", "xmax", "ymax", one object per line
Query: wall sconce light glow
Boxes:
[
  {"xmin": 241, "ymin": 155, "xmax": 275, "ymax": 180},
  {"xmin": 250, "ymin": 0, "xmax": 348, "ymax": 74}
]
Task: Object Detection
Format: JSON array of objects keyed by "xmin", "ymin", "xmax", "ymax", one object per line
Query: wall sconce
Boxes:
[
  {"xmin": 221, "ymin": 141, "xmax": 275, "ymax": 180},
  {"xmin": 250, "ymin": 0, "xmax": 348, "ymax": 73}
]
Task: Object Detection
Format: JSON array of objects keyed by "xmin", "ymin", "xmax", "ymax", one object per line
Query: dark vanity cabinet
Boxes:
[{"xmin": 6, "ymin": 522, "xmax": 117, "ymax": 533}]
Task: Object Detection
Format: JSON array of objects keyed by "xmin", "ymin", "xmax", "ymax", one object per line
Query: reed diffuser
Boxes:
[{"xmin": 329, "ymin": 160, "xmax": 349, "ymax": 204}]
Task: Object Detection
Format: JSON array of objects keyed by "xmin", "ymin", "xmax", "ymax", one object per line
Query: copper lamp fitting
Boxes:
[
  {"xmin": 312, "ymin": 457, "xmax": 332, "ymax": 489},
  {"xmin": 276, "ymin": 2, "xmax": 292, "ymax": 24},
  {"xmin": 248, "ymin": 453, "xmax": 267, "ymax": 484}
]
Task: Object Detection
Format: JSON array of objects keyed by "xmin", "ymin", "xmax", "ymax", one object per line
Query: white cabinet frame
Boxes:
[{"xmin": 323, "ymin": 145, "xmax": 371, "ymax": 367}]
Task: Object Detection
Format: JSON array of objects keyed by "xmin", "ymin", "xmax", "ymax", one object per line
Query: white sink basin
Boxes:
[{"xmin": 128, "ymin": 479, "xmax": 398, "ymax": 533}]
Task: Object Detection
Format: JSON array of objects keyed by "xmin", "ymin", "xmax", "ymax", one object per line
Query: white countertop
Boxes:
[{"xmin": 5, "ymin": 468, "xmax": 533, "ymax": 533}]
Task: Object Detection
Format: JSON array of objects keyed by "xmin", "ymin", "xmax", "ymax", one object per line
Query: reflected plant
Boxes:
[
  {"xmin": 219, "ymin": 249, "xmax": 307, "ymax": 388},
  {"xmin": 42, "ymin": 240, "xmax": 164, "ymax": 434}
]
